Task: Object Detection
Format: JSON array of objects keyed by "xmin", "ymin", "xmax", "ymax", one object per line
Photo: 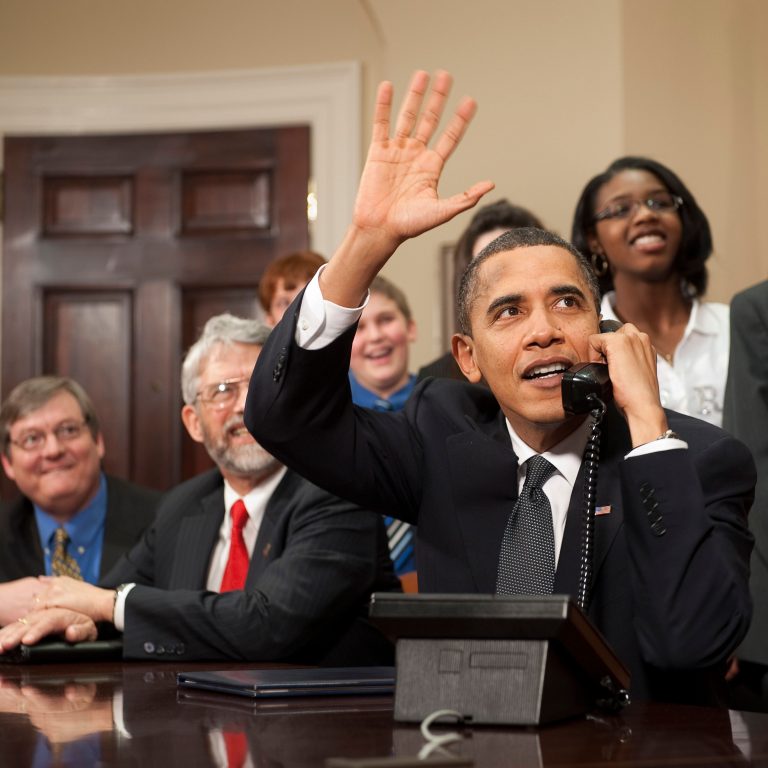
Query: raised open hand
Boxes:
[{"xmin": 353, "ymin": 69, "xmax": 494, "ymax": 249}]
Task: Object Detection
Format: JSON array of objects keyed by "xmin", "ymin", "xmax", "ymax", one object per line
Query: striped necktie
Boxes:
[
  {"xmin": 51, "ymin": 527, "xmax": 83, "ymax": 580},
  {"xmin": 385, "ymin": 516, "xmax": 415, "ymax": 576}
]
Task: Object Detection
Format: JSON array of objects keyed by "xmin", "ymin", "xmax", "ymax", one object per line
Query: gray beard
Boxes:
[{"xmin": 202, "ymin": 416, "xmax": 280, "ymax": 480}]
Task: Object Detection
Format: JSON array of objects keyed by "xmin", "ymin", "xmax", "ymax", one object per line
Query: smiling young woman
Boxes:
[{"xmin": 571, "ymin": 157, "xmax": 728, "ymax": 427}]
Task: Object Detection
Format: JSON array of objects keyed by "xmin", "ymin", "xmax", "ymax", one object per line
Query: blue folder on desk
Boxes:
[{"xmin": 176, "ymin": 666, "xmax": 395, "ymax": 699}]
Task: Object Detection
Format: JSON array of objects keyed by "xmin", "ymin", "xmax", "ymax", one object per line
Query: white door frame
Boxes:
[{"xmin": 0, "ymin": 61, "xmax": 361, "ymax": 258}]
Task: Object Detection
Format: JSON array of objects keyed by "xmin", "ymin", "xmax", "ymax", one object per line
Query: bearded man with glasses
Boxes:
[
  {"xmin": 0, "ymin": 314, "xmax": 398, "ymax": 665},
  {"xmin": 0, "ymin": 376, "xmax": 160, "ymax": 624}
]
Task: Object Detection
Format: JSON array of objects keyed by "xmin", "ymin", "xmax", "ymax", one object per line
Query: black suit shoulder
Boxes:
[{"xmin": 154, "ymin": 467, "xmax": 224, "ymax": 518}]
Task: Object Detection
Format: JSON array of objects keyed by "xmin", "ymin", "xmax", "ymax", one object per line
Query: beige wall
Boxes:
[{"xmin": 0, "ymin": 0, "xmax": 764, "ymax": 367}]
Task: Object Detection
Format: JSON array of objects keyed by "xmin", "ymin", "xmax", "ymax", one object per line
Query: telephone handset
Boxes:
[
  {"xmin": 560, "ymin": 319, "xmax": 622, "ymax": 613},
  {"xmin": 561, "ymin": 319, "xmax": 622, "ymax": 416}
]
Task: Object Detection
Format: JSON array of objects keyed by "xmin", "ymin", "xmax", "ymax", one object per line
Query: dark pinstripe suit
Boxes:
[{"xmin": 102, "ymin": 467, "xmax": 399, "ymax": 664}]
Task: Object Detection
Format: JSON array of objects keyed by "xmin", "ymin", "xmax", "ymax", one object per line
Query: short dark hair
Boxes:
[
  {"xmin": 370, "ymin": 275, "xmax": 413, "ymax": 323},
  {"xmin": 258, "ymin": 250, "xmax": 326, "ymax": 312},
  {"xmin": 0, "ymin": 376, "xmax": 100, "ymax": 457},
  {"xmin": 453, "ymin": 199, "xmax": 544, "ymax": 300},
  {"xmin": 457, "ymin": 227, "xmax": 600, "ymax": 336},
  {"xmin": 570, "ymin": 156, "xmax": 713, "ymax": 297}
]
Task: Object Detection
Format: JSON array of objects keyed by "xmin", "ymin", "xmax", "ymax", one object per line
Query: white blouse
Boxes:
[{"xmin": 600, "ymin": 291, "xmax": 729, "ymax": 427}]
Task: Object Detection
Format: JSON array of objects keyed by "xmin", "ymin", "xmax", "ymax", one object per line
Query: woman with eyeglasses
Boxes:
[{"xmin": 571, "ymin": 156, "xmax": 728, "ymax": 427}]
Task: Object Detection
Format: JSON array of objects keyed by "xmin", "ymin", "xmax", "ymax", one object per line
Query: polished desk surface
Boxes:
[{"xmin": 0, "ymin": 660, "xmax": 767, "ymax": 767}]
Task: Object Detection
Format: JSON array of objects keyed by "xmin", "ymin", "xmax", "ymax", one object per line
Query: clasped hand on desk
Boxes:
[{"xmin": 0, "ymin": 575, "xmax": 108, "ymax": 652}]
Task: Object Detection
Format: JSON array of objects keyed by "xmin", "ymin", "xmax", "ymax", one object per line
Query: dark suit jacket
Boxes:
[
  {"xmin": 102, "ymin": 467, "xmax": 399, "ymax": 664},
  {"xmin": 0, "ymin": 475, "xmax": 160, "ymax": 583},
  {"xmin": 417, "ymin": 351, "xmax": 465, "ymax": 382},
  {"xmin": 724, "ymin": 280, "xmax": 768, "ymax": 667},
  {"xmin": 245, "ymin": 303, "xmax": 755, "ymax": 705}
]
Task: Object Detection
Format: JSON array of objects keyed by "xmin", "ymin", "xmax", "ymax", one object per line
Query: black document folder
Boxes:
[{"xmin": 176, "ymin": 666, "xmax": 395, "ymax": 699}]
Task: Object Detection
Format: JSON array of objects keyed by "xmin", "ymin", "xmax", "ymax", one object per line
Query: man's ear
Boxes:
[
  {"xmin": 181, "ymin": 405, "xmax": 205, "ymax": 444},
  {"xmin": 1, "ymin": 453, "xmax": 16, "ymax": 482},
  {"xmin": 452, "ymin": 333, "xmax": 483, "ymax": 383}
]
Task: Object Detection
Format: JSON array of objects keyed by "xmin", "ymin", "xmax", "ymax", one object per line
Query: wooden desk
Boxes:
[{"xmin": 0, "ymin": 660, "xmax": 765, "ymax": 767}]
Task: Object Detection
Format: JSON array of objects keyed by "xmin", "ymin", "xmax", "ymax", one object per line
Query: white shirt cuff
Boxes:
[
  {"xmin": 625, "ymin": 436, "xmax": 688, "ymax": 459},
  {"xmin": 112, "ymin": 583, "xmax": 136, "ymax": 631},
  {"xmin": 295, "ymin": 266, "xmax": 368, "ymax": 350}
]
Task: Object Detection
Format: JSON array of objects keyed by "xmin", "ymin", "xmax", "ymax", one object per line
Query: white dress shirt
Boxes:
[
  {"xmin": 600, "ymin": 292, "xmax": 729, "ymax": 427},
  {"xmin": 205, "ymin": 468, "xmax": 287, "ymax": 591}
]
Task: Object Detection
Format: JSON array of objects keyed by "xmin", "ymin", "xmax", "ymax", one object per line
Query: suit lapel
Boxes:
[
  {"xmin": 245, "ymin": 471, "xmax": 299, "ymax": 585},
  {"xmin": 172, "ymin": 487, "xmax": 224, "ymax": 589},
  {"xmin": 101, "ymin": 477, "xmax": 130, "ymax": 578},
  {"xmin": 554, "ymin": 406, "xmax": 627, "ymax": 597},
  {"xmin": 449, "ymin": 412, "xmax": 519, "ymax": 592},
  {"xmin": 10, "ymin": 497, "xmax": 46, "ymax": 576}
]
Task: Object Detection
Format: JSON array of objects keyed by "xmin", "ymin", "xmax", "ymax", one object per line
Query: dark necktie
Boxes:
[
  {"xmin": 51, "ymin": 527, "xmax": 83, "ymax": 580},
  {"xmin": 496, "ymin": 455, "xmax": 556, "ymax": 595},
  {"xmin": 219, "ymin": 500, "xmax": 249, "ymax": 592}
]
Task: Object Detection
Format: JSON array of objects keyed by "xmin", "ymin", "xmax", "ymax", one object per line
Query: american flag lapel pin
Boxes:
[
  {"xmin": 262, "ymin": 542, "xmax": 272, "ymax": 558},
  {"xmin": 595, "ymin": 505, "xmax": 612, "ymax": 516}
]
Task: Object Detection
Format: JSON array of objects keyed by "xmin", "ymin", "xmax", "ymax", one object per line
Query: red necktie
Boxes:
[
  {"xmin": 223, "ymin": 730, "xmax": 248, "ymax": 768},
  {"xmin": 219, "ymin": 499, "xmax": 249, "ymax": 592}
]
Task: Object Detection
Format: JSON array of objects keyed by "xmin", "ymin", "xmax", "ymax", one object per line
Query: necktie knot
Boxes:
[
  {"xmin": 230, "ymin": 499, "xmax": 248, "ymax": 531},
  {"xmin": 522, "ymin": 455, "xmax": 556, "ymax": 493}
]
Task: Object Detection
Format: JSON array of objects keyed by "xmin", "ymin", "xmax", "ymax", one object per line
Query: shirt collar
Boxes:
[
  {"xmin": 505, "ymin": 417, "xmax": 592, "ymax": 489},
  {"xmin": 34, "ymin": 472, "xmax": 107, "ymax": 548},
  {"xmin": 601, "ymin": 290, "xmax": 714, "ymax": 337},
  {"xmin": 223, "ymin": 467, "xmax": 287, "ymax": 521},
  {"xmin": 349, "ymin": 372, "xmax": 416, "ymax": 412}
]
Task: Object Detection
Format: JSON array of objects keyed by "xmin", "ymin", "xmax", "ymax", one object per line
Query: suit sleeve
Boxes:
[
  {"xmin": 722, "ymin": 285, "xmax": 768, "ymax": 663},
  {"xmin": 245, "ymin": 293, "xmax": 424, "ymax": 523},
  {"xmin": 619, "ymin": 428, "xmax": 754, "ymax": 669},
  {"xmin": 118, "ymin": 486, "xmax": 389, "ymax": 661}
]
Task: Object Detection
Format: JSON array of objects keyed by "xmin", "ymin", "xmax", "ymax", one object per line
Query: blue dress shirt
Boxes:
[{"xmin": 34, "ymin": 473, "xmax": 108, "ymax": 584}]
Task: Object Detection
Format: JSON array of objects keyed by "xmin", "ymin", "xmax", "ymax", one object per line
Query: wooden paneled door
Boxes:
[{"xmin": 2, "ymin": 127, "xmax": 310, "ymax": 492}]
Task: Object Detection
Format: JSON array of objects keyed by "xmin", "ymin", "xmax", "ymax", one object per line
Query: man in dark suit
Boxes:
[
  {"xmin": 243, "ymin": 70, "xmax": 754, "ymax": 704},
  {"xmin": 0, "ymin": 315, "xmax": 398, "ymax": 664},
  {"xmin": 723, "ymin": 280, "xmax": 768, "ymax": 707},
  {"xmin": 0, "ymin": 376, "xmax": 159, "ymax": 624}
]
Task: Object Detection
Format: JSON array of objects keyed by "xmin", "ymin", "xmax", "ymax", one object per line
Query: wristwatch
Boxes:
[{"xmin": 656, "ymin": 429, "xmax": 681, "ymax": 441}]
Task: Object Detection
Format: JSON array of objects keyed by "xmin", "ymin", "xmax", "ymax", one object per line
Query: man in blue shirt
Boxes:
[
  {"xmin": 0, "ymin": 376, "xmax": 158, "ymax": 623},
  {"xmin": 349, "ymin": 275, "xmax": 418, "ymax": 580}
]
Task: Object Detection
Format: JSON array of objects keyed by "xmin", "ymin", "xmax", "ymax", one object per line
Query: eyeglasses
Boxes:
[
  {"xmin": 194, "ymin": 377, "xmax": 250, "ymax": 410},
  {"xmin": 9, "ymin": 420, "xmax": 89, "ymax": 453},
  {"xmin": 593, "ymin": 193, "xmax": 683, "ymax": 222}
]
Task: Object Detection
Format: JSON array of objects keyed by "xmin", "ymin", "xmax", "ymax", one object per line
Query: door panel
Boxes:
[{"xmin": 2, "ymin": 127, "xmax": 309, "ymax": 493}]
